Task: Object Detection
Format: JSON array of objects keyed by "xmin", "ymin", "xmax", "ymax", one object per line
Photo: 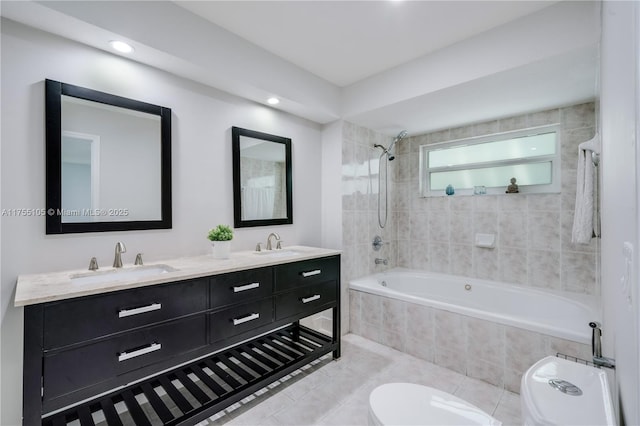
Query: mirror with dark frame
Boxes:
[
  {"xmin": 232, "ymin": 127, "xmax": 292, "ymax": 228},
  {"xmin": 45, "ymin": 79, "xmax": 172, "ymax": 234}
]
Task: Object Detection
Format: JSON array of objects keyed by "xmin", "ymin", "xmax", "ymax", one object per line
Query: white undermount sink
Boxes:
[
  {"xmin": 70, "ymin": 264, "xmax": 176, "ymax": 286},
  {"xmin": 253, "ymin": 250, "xmax": 301, "ymax": 258}
]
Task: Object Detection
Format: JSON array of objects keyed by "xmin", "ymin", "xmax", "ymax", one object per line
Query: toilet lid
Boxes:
[
  {"xmin": 369, "ymin": 383, "xmax": 501, "ymax": 426},
  {"xmin": 520, "ymin": 356, "xmax": 616, "ymax": 426}
]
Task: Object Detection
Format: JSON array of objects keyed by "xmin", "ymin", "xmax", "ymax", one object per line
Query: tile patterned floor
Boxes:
[{"xmin": 197, "ymin": 333, "xmax": 522, "ymax": 425}]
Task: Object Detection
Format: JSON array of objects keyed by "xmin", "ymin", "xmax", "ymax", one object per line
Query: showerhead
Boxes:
[{"xmin": 387, "ymin": 130, "xmax": 408, "ymax": 160}]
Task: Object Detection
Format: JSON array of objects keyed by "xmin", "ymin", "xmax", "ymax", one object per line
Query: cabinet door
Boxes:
[
  {"xmin": 273, "ymin": 256, "xmax": 339, "ymax": 292},
  {"xmin": 209, "ymin": 297, "xmax": 273, "ymax": 343},
  {"xmin": 210, "ymin": 268, "xmax": 272, "ymax": 309},
  {"xmin": 43, "ymin": 315, "xmax": 207, "ymax": 402},
  {"xmin": 43, "ymin": 279, "xmax": 208, "ymax": 349}
]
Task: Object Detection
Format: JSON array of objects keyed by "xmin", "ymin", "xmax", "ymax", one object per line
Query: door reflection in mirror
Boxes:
[{"xmin": 61, "ymin": 131, "xmax": 100, "ymax": 222}]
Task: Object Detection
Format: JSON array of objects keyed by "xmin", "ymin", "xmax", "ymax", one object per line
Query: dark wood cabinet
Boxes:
[
  {"xmin": 209, "ymin": 296, "xmax": 274, "ymax": 343},
  {"xmin": 43, "ymin": 278, "xmax": 208, "ymax": 349},
  {"xmin": 23, "ymin": 254, "xmax": 340, "ymax": 426},
  {"xmin": 275, "ymin": 281, "xmax": 337, "ymax": 320},
  {"xmin": 43, "ymin": 315, "xmax": 207, "ymax": 401},
  {"xmin": 274, "ymin": 256, "xmax": 339, "ymax": 291},
  {"xmin": 209, "ymin": 268, "xmax": 273, "ymax": 308}
]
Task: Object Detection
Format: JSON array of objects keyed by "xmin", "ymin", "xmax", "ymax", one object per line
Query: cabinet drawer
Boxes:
[
  {"xmin": 43, "ymin": 315, "xmax": 207, "ymax": 401},
  {"xmin": 43, "ymin": 279, "xmax": 208, "ymax": 349},
  {"xmin": 275, "ymin": 281, "xmax": 337, "ymax": 320},
  {"xmin": 273, "ymin": 256, "xmax": 339, "ymax": 292},
  {"xmin": 210, "ymin": 297, "xmax": 273, "ymax": 343},
  {"xmin": 210, "ymin": 268, "xmax": 272, "ymax": 308}
]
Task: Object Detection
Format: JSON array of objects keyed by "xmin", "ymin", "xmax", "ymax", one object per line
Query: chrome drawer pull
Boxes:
[
  {"xmin": 233, "ymin": 313, "xmax": 260, "ymax": 326},
  {"xmin": 233, "ymin": 282, "xmax": 260, "ymax": 293},
  {"xmin": 301, "ymin": 269, "xmax": 321, "ymax": 278},
  {"xmin": 301, "ymin": 294, "xmax": 321, "ymax": 304},
  {"xmin": 118, "ymin": 342, "xmax": 161, "ymax": 362},
  {"xmin": 118, "ymin": 303, "xmax": 162, "ymax": 318}
]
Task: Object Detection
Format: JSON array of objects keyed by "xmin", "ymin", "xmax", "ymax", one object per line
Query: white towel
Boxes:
[{"xmin": 572, "ymin": 134, "xmax": 600, "ymax": 244}]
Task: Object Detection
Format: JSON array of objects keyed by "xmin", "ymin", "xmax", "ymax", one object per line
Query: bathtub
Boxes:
[{"xmin": 349, "ymin": 268, "xmax": 599, "ymax": 345}]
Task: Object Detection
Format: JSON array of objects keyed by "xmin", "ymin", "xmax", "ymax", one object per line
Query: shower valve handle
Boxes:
[{"xmin": 372, "ymin": 236, "xmax": 384, "ymax": 251}]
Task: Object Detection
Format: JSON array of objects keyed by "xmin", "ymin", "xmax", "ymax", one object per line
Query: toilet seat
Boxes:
[{"xmin": 368, "ymin": 383, "xmax": 502, "ymax": 426}]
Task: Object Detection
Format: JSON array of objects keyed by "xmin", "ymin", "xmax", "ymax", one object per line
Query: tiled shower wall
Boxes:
[
  {"xmin": 341, "ymin": 102, "xmax": 599, "ymax": 302},
  {"xmin": 341, "ymin": 124, "xmax": 399, "ymax": 285},
  {"xmin": 340, "ymin": 102, "xmax": 599, "ymax": 389}
]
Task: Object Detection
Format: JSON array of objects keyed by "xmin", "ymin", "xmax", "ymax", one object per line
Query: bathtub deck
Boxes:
[{"xmin": 195, "ymin": 333, "xmax": 521, "ymax": 425}]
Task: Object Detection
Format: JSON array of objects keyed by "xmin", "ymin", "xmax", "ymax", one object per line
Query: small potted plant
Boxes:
[{"xmin": 207, "ymin": 224, "xmax": 233, "ymax": 259}]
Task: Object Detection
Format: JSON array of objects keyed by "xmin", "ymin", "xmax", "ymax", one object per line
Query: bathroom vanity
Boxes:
[{"xmin": 16, "ymin": 247, "xmax": 341, "ymax": 426}]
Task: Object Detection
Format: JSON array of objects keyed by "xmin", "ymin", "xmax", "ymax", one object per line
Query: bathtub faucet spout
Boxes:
[{"xmin": 375, "ymin": 258, "xmax": 388, "ymax": 265}]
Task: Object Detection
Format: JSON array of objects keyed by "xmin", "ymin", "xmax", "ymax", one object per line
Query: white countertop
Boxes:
[{"xmin": 14, "ymin": 245, "xmax": 341, "ymax": 307}]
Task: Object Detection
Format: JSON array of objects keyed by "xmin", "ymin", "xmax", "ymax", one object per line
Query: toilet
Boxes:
[
  {"xmin": 368, "ymin": 383, "xmax": 502, "ymax": 425},
  {"xmin": 520, "ymin": 356, "xmax": 616, "ymax": 425}
]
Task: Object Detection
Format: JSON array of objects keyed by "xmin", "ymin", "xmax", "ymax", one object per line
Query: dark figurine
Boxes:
[{"xmin": 506, "ymin": 177, "xmax": 519, "ymax": 193}]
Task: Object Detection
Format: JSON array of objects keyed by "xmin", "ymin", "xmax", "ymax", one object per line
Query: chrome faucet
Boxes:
[
  {"xmin": 589, "ymin": 322, "xmax": 616, "ymax": 368},
  {"xmin": 375, "ymin": 258, "xmax": 388, "ymax": 265},
  {"xmin": 88, "ymin": 257, "xmax": 99, "ymax": 271},
  {"xmin": 266, "ymin": 232, "xmax": 281, "ymax": 250},
  {"xmin": 113, "ymin": 242, "xmax": 127, "ymax": 268}
]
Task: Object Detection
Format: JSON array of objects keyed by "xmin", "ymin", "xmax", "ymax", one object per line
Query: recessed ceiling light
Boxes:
[
  {"xmin": 109, "ymin": 40, "xmax": 134, "ymax": 54},
  {"xmin": 267, "ymin": 97, "xmax": 280, "ymax": 105}
]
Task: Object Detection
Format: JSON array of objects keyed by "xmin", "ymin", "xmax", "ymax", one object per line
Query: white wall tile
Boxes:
[
  {"xmin": 562, "ymin": 251, "xmax": 597, "ymax": 294},
  {"xmin": 450, "ymin": 244, "xmax": 474, "ymax": 277},
  {"xmin": 429, "ymin": 242, "xmax": 451, "ymax": 274},
  {"xmin": 528, "ymin": 211, "xmax": 561, "ymax": 251},
  {"xmin": 528, "ymin": 250, "xmax": 561, "ymax": 290},
  {"xmin": 474, "ymin": 247, "xmax": 499, "ymax": 280},
  {"xmin": 435, "ymin": 310, "xmax": 467, "ymax": 353},
  {"xmin": 498, "ymin": 212, "xmax": 528, "ymax": 249},
  {"xmin": 528, "ymin": 108, "xmax": 560, "ymax": 127}
]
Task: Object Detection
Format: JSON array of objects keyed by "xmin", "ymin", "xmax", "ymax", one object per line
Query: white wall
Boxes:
[
  {"xmin": 342, "ymin": 1, "xmax": 599, "ymax": 120},
  {"xmin": 320, "ymin": 120, "xmax": 343, "ymax": 251},
  {"xmin": 600, "ymin": 1, "xmax": 639, "ymax": 425},
  {"xmin": 0, "ymin": 19, "xmax": 323, "ymax": 424},
  {"xmin": 319, "ymin": 120, "xmax": 345, "ymax": 333}
]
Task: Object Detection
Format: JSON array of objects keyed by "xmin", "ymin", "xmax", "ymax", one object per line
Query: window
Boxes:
[{"xmin": 420, "ymin": 125, "xmax": 560, "ymax": 196}]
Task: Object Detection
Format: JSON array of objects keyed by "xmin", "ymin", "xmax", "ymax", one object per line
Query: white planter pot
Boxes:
[{"xmin": 211, "ymin": 240, "xmax": 231, "ymax": 259}]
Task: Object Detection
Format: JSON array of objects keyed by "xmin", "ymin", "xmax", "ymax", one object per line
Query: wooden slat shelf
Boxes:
[{"xmin": 42, "ymin": 325, "xmax": 335, "ymax": 426}]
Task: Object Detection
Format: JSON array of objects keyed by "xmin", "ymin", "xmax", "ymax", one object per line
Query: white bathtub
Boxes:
[{"xmin": 350, "ymin": 268, "xmax": 599, "ymax": 344}]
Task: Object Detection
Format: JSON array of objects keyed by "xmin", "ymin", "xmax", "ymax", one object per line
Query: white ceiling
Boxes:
[
  {"xmin": 0, "ymin": 1, "xmax": 600, "ymax": 136},
  {"xmin": 176, "ymin": 1, "xmax": 556, "ymax": 87}
]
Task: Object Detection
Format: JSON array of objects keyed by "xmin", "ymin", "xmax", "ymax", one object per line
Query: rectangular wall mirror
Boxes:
[
  {"xmin": 45, "ymin": 79, "xmax": 172, "ymax": 234},
  {"xmin": 232, "ymin": 127, "xmax": 292, "ymax": 228}
]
